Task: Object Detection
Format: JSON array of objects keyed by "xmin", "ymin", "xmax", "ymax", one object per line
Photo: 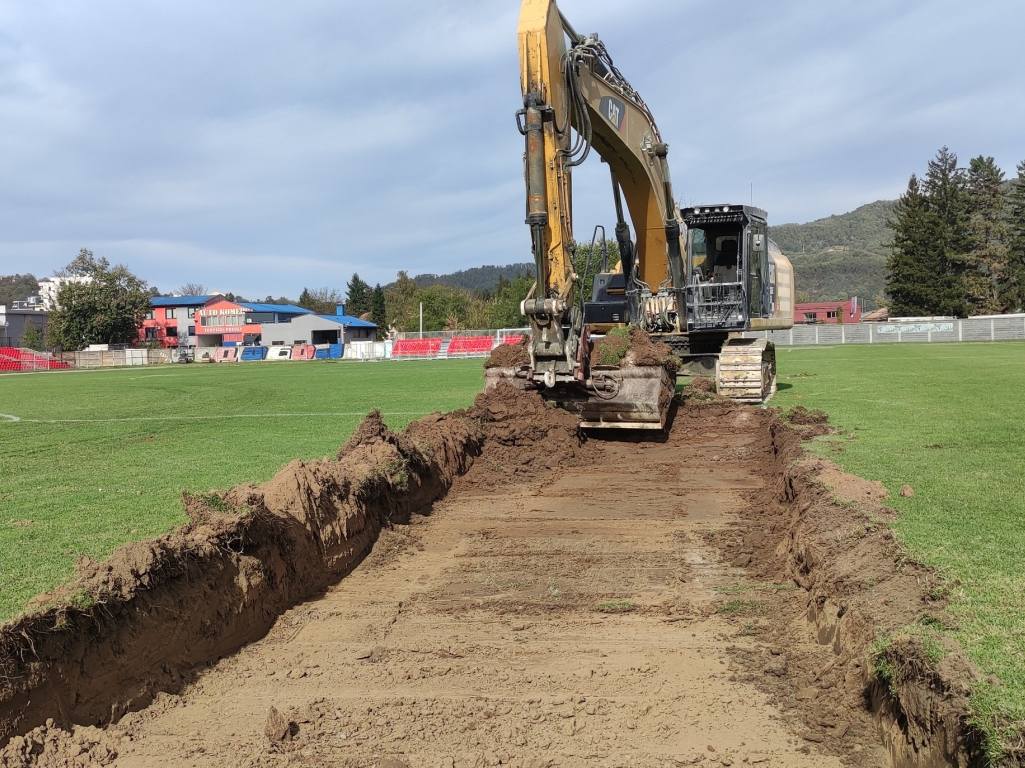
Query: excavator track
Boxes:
[{"xmin": 715, "ymin": 337, "xmax": 777, "ymax": 404}]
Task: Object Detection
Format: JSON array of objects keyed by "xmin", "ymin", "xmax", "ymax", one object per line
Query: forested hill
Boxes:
[
  {"xmin": 412, "ymin": 263, "xmax": 533, "ymax": 292},
  {"xmin": 770, "ymin": 200, "xmax": 895, "ymax": 254},
  {"xmin": 0, "ymin": 274, "xmax": 39, "ymax": 306},
  {"xmin": 409, "ymin": 201, "xmax": 896, "ymax": 308},
  {"xmin": 770, "ymin": 200, "xmax": 895, "ymax": 309}
]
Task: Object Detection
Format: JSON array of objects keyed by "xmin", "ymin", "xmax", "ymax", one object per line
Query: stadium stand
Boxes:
[
  {"xmin": 447, "ymin": 336, "xmax": 495, "ymax": 356},
  {"xmin": 499, "ymin": 334, "xmax": 524, "ymax": 346},
  {"xmin": 0, "ymin": 348, "xmax": 70, "ymax": 371},
  {"xmin": 392, "ymin": 338, "xmax": 442, "ymax": 358}
]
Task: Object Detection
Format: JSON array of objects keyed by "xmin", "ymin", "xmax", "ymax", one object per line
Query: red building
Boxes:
[
  {"xmin": 193, "ymin": 298, "xmax": 312, "ymax": 347},
  {"xmin": 794, "ymin": 297, "xmax": 862, "ymax": 324},
  {"xmin": 139, "ymin": 295, "xmax": 212, "ymax": 347}
]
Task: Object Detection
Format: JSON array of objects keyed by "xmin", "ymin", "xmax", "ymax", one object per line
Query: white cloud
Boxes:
[{"xmin": 1, "ymin": 0, "xmax": 1023, "ymax": 293}]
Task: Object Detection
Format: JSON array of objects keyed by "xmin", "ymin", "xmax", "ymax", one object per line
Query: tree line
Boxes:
[
  {"xmin": 886, "ymin": 148, "xmax": 1025, "ymax": 317},
  {"xmin": 379, "ymin": 242, "xmax": 619, "ymax": 333},
  {"xmin": 35, "ymin": 239, "xmax": 621, "ymax": 349}
]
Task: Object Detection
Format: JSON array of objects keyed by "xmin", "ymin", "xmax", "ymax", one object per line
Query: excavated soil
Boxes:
[
  {"xmin": 590, "ymin": 329, "xmax": 679, "ymax": 373},
  {"xmin": 0, "ymin": 389, "xmax": 988, "ymax": 768},
  {"xmin": 484, "ymin": 339, "xmax": 530, "ymax": 369},
  {"xmin": 623, "ymin": 328, "xmax": 679, "ymax": 372},
  {"xmin": 688, "ymin": 377, "xmax": 716, "ymax": 394}
]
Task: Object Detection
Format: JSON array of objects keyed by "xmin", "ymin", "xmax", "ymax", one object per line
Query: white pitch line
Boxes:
[{"xmin": 0, "ymin": 412, "xmax": 425, "ymax": 425}]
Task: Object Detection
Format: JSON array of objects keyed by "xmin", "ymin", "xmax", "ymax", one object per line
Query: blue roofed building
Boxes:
[
  {"xmin": 258, "ymin": 305, "xmax": 377, "ymax": 347},
  {"xmin": 143, "ymin": 295, "xmax": 376, "ymax": 350},
  {"xmin": 193, "ymin": 297, "xmax": 313, "ymax": 347}
]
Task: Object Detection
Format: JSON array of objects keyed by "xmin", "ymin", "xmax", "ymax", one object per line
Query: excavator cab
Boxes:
[{"xmin": 682, "ymin": 205, "xmax": 770, "ymax": 334}]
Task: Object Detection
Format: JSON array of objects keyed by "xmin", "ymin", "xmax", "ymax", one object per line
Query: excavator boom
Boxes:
[{"xmin": 487, "ymin": 0, "xmax": 794, "ymax": 426}]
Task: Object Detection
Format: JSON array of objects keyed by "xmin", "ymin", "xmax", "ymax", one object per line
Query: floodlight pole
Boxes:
[{"xmin": 419, "ymin": 303, "xmax": 423, "ymax": 339}]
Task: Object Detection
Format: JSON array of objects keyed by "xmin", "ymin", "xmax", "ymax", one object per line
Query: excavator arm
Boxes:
[
  {"xmin": 494, "ymin": 0, "xmax": 791, "ymax": 423},
  {"xmin": 516, "ymin": 0, "xmax": 684, "ymax": 388},
  {"xmin": 561, "ymin": 19, "xmax": 686, "ymax": 303}
]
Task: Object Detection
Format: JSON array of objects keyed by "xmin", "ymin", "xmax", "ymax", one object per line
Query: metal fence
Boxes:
[{"xmin": 742, "ymin": 315, "xmax": 1025, "ymax": 346}]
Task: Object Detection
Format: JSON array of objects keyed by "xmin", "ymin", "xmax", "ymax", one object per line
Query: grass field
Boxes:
[
  {"xmin": 2, "ymin": 343, "xmax": 1024, "ymax": 748},
  {"xmin": 770, "ymin": 342, "xmax": 1025, "ymax": 746},
  {"xmin": 0, "ymin": 360, "xmax": 485, "ymax": 622}
]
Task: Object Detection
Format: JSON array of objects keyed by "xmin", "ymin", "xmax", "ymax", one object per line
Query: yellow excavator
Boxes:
[{"xmin": 485, "ymin": 0, "xmax": 794, "ymax": 429}]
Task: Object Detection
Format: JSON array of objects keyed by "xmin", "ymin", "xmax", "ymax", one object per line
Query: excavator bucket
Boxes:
[{"xmin": 484, "ymin": 365, "xmax": 675, "ymax": 430}]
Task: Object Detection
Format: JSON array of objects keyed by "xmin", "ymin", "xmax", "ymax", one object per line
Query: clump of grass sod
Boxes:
[{"xmin": 596, "ymin": 600, "xmax": 636, "ymax": 614}]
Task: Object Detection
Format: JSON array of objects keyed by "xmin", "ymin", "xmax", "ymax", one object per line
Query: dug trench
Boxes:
[{"xmin": 0, "ymin": 386, "xmax": 989, "ymax": 767}]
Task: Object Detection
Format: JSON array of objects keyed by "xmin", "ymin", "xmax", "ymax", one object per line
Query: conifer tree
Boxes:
[
  {"xmin": 886, "ymin": 148, "xmax": 972, "ymax": 317},
  {"xmin": 965, "ymin": 156, "xmax": 1007, "ymax": 314},
  {"xmin": 345, "ymin": 274, "xmax": 371, "ymax": 317},
  {"xmin": 886, "ymin": 175, "xmax": 937, "ymax": 316},
  {"xmin": 920, "ymin": 147, "xmax": 971, "ymax": 316},
  {"xmin": 1000, "ymin": 161, "xmax": 1025, "ymax": 312},
  {"xmin": 370, "ymin": 284, "xmax": 387, "ymax": 329},
  {"xmin": 19, "ymin": 320, "xmax": 43, "ymax": 350}
]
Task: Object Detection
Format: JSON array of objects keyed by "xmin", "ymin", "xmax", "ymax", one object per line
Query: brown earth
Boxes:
[
  {"xmin": 0, "ymin": 390, "xmax": 988, "ymax": 768},
  {"xmin": 783, "ymin": 406, "xmax": 829, "ymax": 426},
  {"xmin": 688, "ymin": 377, "xmax": 716, "ymax": 395},
  {"xmin": 484, "ymin": 329, "xmax": 677, "ymax": 376},
  {"xmin": 484, "ymin": 338, "xmax": 529, "ymax": 369},
  {"xmin": 590, "ymin": 329, "xmax": 679, "ymax": 373},
  {"xmin": 623, "ymin": 328, "xmax": 679, "ymax": 372}
]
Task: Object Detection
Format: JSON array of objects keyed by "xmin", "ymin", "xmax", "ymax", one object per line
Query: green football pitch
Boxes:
[
  {"xmin": 2, "ymin": 343, "xmax": 1023, "ymax": 748},
  {"xmin": 769, "ymin": 341, "xmax": 1025, "ymax": 748},
  {"xmin": 0, "ymin": 359, "xmax": 485, "ymax": 622}
]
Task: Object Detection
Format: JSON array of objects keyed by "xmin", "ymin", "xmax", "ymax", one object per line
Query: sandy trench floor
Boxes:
[{"xmin": 107, "ymin": 413, "xmax": 889, "ymax": 768}]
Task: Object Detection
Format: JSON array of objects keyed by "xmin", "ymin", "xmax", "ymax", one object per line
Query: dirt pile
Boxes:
[
  {"xmin": 624, "ymin": 327, "xmax": 680, "ymax": 371},
  {"xmin": 785, "ymin": 405, "xmax": 829, "ymax": 425},
  {"xmin": 0, "ymin": 388, "xmax": 577, "ymax": 747},
  {"xmin": 485, "ymin": 328, "xmax": 678, "ymax": 375},
  {"xmin": 457, "ymin": 382, "xmax": 597, "ymax": 488},
  {"xmin": 688, "ymin": 376, "xmax": 716, "ymax": 394},
  {"xmin": 0, "ymin": 722, "xmax": 120, "ymax": 767},
  {"xmin": 484, "ymin": 336, "xmax": 529, "ymax": 369},
  {"xmin": 591, "ymin": 327, "xmax": 679, "ymax": 372}
]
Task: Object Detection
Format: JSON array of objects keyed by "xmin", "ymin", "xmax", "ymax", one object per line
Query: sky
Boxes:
[{"xmin": 1, "ymin": 0, "xmax": 1023, "ymax": 298}]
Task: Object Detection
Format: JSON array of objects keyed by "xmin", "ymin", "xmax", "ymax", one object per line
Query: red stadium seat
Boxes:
[
  {"xmin": 0, "ymin": 348, "xmax": 67, "ymax": 372},
  {"xmin": 447, "ymin": 336, "xmax": 495, "ymax": 356},
  {"xmin": 392, "ymin": 338, "xmax": 442, "ymax": 357}
]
